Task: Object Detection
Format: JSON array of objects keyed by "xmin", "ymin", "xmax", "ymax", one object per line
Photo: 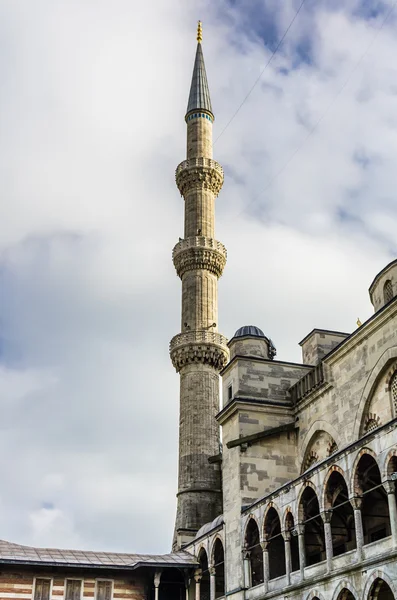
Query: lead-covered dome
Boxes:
[{"xmin": 234, "ymin": 325, "xmax": 265, "ymax": 338}]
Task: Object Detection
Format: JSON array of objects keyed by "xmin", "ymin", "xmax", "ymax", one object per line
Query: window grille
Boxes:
[
  {"xmin": 383, "ymin": 279, "xmax": 393, "ymax": 304},
  {"xmin": 365, "ymin": 418, "xmax": 378, "ymax": 433}
]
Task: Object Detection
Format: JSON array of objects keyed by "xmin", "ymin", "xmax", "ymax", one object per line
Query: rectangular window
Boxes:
[
  {"xmin": 65, "ymin": 580, "xmax": 82, "ymax": 600},
  {"xmin": 96, "ymin": 581, "xmax": 113, "ymax": 600},
  {"xmin": 228, "ymin": 385, "xmax": 233, "ymax": 401},
  {"xmin": 34, "ymin": 579, "xmax": 51, "ymax": 600}
]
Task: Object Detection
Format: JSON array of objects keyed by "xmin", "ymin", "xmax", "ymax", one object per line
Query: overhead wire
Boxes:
[
  {"xmin": 234, "ymin": 0, "xmax": 397, "ymax": 218},
  {"xmin": 213, "ymin": 0, "xmax": 308, "ymax": 145}
]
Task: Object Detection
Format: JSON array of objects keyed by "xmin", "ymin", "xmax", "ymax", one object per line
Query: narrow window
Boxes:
[
  {"xmin": 65, "ymin": 580, "xmax": 82, "ymax": 600},
  {"xmin": 384, "ymin": 279, "xmax": 393, "ymax": 304},
  {"xmin": 34, "ymin": 579, "xmax": 51, "ymax": 600},
  {"xmin": 228, "ymin": 385, "xmax": 233, "ymax": 401},
  {"xmin": 96, "ymin": 581, "xmax": 113, "ymax": 600}
]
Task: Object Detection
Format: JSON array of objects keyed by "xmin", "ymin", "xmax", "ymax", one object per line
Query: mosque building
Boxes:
[{"xmin": 0, "ymin": 21, "xmax": 397, "ymax": 600}]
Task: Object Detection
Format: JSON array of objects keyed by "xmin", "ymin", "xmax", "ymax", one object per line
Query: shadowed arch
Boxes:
[
  {"xmin": 212, "ymin": 538, "xmax": 224, "ymax": 599},
  {"xmin": 324, "ymin": 470, "xmax": 356, "ymax": 556},
  {"xmin": 285, "ymin": 511, "xmax": 299, "ymax": 573},
  {"xmin": 353, "ymin": 453, "xmax": 390, "ymax": 545},
  {"xmin": 299, "ymin": 485, "xmax": 325, "ymax": 566},
  {"xmin": 244, "ymin": 518, "xmax": 263, "ymax": 587},
  {"xmin": 264, "ymin": 506, "xmax": 285, "ymax": 580},
  {"xmin": 198, "ymin": 548, "xmax": 210, "ymax": 600},
  {"xmin": 331, "ymin": 580, "xmax": 358, "ymax": 600}
]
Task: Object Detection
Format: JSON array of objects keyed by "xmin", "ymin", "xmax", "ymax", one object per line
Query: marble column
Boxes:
[
  {"xmin": 209, "ymin": 566, "xmax": 216, "ymax": 600},
  {"xmin": 297, "ymin": 524, "xmax": 306, "ymax": 581},
  {"xmin": 154, "ymin": 570, "xmax": 162, "ymax": 600},
  {"xmin": 194, "ymin": 569, "xmax": 202, "ymax": 600},
  {"xmin": 384, "ymin": 481, "xmax": 397, "ymax": 547},
  {"xmin": 242, "ymin": 546, "xmax": 251, "ymax": 589},
  {"xmin": 261, "ymin": 541, "xmax": 269, "ymax": 593},
  {"xmin": 351, "ymin": 497, "xmax": 364, "ymax": 561},
  {"xmin": 321, "ymin": 511, "xmax": 333, "ymax": 572},
  {"xmin": 283, "ymin": 531, "xmax": 291, "ymax": 586}
]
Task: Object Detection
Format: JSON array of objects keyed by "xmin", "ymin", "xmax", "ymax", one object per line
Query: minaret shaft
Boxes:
[{"xmin": 170, "ymin": 31, "xmax": 229, "ymax": 549}]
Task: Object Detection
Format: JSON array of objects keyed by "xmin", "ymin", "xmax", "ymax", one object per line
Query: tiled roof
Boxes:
[
  {"xmin": 186, "ymin": 43, "xmax": 213, "ymax": 117},
  {"xmin": 0, "ymin": 539, "xmax": 197, "ymax": 570}
]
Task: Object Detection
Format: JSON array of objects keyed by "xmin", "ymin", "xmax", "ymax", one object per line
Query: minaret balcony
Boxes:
[
  {"xmin": 172, "ymin": 236, "xmax": 227, "ymax": 278},
  {"xmin": 175, "ymin": 158, "xmax": 224, "ymax": 198},
  {"xmin": 170, "ymin": 331, "xmax": 229, "ymax": 373}
]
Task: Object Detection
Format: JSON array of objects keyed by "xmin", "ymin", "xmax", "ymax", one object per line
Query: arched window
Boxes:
[
  {"xmin": 213, "ymin": 539, "xmax": 225, "ymax": 598},
  {"xmin": 285, "ymin": 512, "xmax": 299, "ymax": 573},
  {"xmin": 383, "ymin": 280, "xmax": 393, "ymax": 304},
  {"xmin": 198, "ymin": 549, "xmax": 210, "ymax": 600},
  {"xmin": 244, "ymin": 519, "xmax": 263, "ymax": 587},
  {"xmin": 391, "ymin": 371, "xmax": 397, "ymax": 415},
  {"xmin": 354, "ymin": 454, "xmax": 390, "ymax": 544},
  {"xmin": 324, "ymin": 471, "xmax": 356, "ymax": 556},
  {"xmin": 299, "ymin": 487, "xmax": 326, "ymax": 566},
  {"xmin": 368, "ymin": 578, "xmax": 394, "ymax": 600},
  {"xmin": 264, "ymin": 508, "xmax": 285, "ymax": 580},
  {"xmin": 156, "ymin": 569, "xmax": 185, "ymax": 600}
]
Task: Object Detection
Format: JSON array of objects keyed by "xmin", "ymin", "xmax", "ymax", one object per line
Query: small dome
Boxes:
[{"xmin": 234, "ymin": 325, "xmax": 265, "ymax": 338}]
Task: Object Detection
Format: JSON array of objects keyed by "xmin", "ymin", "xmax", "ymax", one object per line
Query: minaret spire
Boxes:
[{"xmin": 170, "ymin": 24, "xmax": 229, "ymax": 549}]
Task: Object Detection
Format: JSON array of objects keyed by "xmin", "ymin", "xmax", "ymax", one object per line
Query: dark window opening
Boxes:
[
  {"xmin": 299, "ymin": 487, "xmax": 326, "ymax": 566},
  {"xmin": 213, "ymin": 539, "xmax": 225, "ymax": 598},
  {"xmin": 199, "ymin": 549, "xmax": 210, "ymax": 600},
  {"xmin": 325, "ymin": 471, "xmax": 356, "ymax": 556},
  {"xmin": 245, "ymin": 519, "xmax": 263, "ymax": 587},
  {"xmin": 285, "ymin": 512, "xmax": 299, "ymax": 572},
  {"xmin": 264, "ymin": 507, "xmax": 285, "ymax": 580},
  {"xmin": 355, "ymin": 454, "xmax": 391, "ymax": 545}
]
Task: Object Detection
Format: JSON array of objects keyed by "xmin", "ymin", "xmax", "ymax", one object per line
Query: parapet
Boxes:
[{"xmin": 299, "ymin": 329, "xmax": 349, "ymax": 366}]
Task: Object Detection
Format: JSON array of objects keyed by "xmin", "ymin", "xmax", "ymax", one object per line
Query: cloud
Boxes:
[{"xmin": 0, "ymin": 0, "xmax": 396, "ymax": 554}]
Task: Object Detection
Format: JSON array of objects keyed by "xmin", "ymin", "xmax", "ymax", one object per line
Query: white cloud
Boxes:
[{"xmin": 0, "ymin": 0, "xmax": 396, "ymax": 554}]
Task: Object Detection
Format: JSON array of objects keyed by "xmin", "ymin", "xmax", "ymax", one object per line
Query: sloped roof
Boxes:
[
  {"xmin": 0, "ymin": 539, "xmax": 197, "ymax": 570},
  {"xmin": 186, "ymin": 43, "xmax": 213, "ymax": 117}
]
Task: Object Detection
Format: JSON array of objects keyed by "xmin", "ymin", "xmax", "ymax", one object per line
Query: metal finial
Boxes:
[
  {"xmin": 197, "ymin": 20, "xmax": 203, "ymax": 43},
  {"xmin": 357, "ymin": 317, "xmax": 362, "ymax": 327}
]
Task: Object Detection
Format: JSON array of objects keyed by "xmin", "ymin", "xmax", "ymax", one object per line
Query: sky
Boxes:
[{"xmin": 0, "ymin": 0, "xmax": 397, "ymax": 554}]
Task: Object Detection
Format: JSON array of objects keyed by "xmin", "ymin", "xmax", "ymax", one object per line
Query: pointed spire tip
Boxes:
[{"xmin": 197, "ymin": 20, "xmax": 202, "ymax": 43}]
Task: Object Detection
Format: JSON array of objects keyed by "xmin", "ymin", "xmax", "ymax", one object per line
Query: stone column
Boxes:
[
  {"xmin": 384, "ymin": 481, "xmax": 397, "ymax": 546},
  {"xmin": 194, "ymin": 570, "xmax": 202, "ymax": 600},
  {"xmin": 283, "ymin": 531, "xmax": 291, "ymax": 586},
  {"xmin": 184, "ymin": 572, "xmax": 191, "ymax": 600},
  {"xmin": 209, "ymin": 566, "xmax": 216, "ymax": 600},
  {"xmin": 242, "ymin": 547, "xmax": 251, "ymax": 589},
  {"xmin": 154, "ymin": 570, "xmax": 162, "ymax": 600},
  {"xmin": 261, "ymin": 541, "xmax": 269, "ymax": 593},
  {"xmin": 351, "ymin": 497, "xmax": 364, "ymax": 561},
  {"xmin": 297, "ymin": 523, "xmax": 306, "ymax": 581},
  {"xmin": 321, "ymin": 511, "xmax": 333, "ymax": 572}
]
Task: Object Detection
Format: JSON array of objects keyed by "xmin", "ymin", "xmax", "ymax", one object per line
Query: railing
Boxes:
[
  {"xmin": 170, "ymin": 330, "xmax": 228, "ymax": 352},
  {"xmin": 175, "ymin": 158, "xmax": 224, "ymax": 177},
  {"xmin": 172, "ymin": 236, "xmax": 227, "ymax": 258},
  {"xmin": 289, "ymin": 363, "xmax": 325, "ymax": 403}
]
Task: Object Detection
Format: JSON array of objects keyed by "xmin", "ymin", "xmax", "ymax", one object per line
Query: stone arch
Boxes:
[
  {"xmin": 350, "ymin": 447, "xmax": 378, "ymax": 496},
  {"xmin": 244, "ymin": 517, "xmax": 263, "ymax": 587},
  {"xmin": 262, "ymin": 502, "xmax": 283, "ymax": 536},
  {"xmin": 300, "ymin": 420, "xmax": 342, "ymax": 457},
  {"xmin": 263, "ymin": 505, "xmax": 285, "ymax": 580},
  {"xmin": 301, "ymin": 425, "xmax": 339, "ymax": 474},
  {"xmin": 210, "ymin": 535, "xmax": 224, "ymax": 565},
  {"xmin": 353, "ymin": 346, "xmax": 397, "ymax": 439},
  {"xmin": 363, "ymin": 569, "xmax": 397, "ymax": 600},
  {"xmin": 381, "ymin": 448, "xmax": 397, "ymax": 480},
  {"xmin": 305, "ymin": 591, "xmax": 326, "ymax": 600},
  {"xmin": 243, "ymin": 513, "xmax": 261, "ymax": 540},
  {"xmin": 299, "ymin": 484, "xmax": 326, "ymax": 566},
  {"xmin": 297, "ymin": 480, "xmax": 318, "ymax": 519},
  {"xmin": 324, "ymin": 469, "xmax": 356, "ymax": 556},
  {"xmin": 284, "ymin": 510, "xmax": 300, "ymax": 574},
  {"xmin": 332, "ymin": 580, "xmax": 358, "ymax": 600},
  {"xmin": 211, "ymin": 537, "xmax": 225, "ymax": 599},
  {"xmin": 198, "ymin": 547, "xmax": 210, "ymax": 600},
  {"xmin": 322, "ymin": 464, "xmax": 346, "ymax": 510}
]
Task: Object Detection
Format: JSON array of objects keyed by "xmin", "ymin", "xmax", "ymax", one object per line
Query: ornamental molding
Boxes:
[
  {"xmin": 175, "ymin": 158, "xmax": 224, "ymax": 198},
  {"xmin": 170, "ymin": 331, "xmax": 229, "ymax": 373},
  {"xmin": 172, "ymin": 237, "xmax": 227, "ymax": 278}
]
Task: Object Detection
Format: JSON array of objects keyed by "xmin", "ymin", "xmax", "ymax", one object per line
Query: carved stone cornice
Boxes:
[
  {"xmin": 172, "ymin": 236, "xmax": 227, "ymax": 278},
  {"xmin": 175, "ymin": 158, "xmax": 224, "ymax": 198},
  {"xmin": 170, "ymin": 331, "xmax": 229, "ymax": 373}
]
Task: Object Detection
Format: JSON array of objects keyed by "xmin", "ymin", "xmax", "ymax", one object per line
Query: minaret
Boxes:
[{"xmin": 170, "ymin": 22, "xmax": 229, "ymax": 549}]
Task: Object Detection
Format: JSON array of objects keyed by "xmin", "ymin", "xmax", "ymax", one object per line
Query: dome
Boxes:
[{"xmin": 234, "ymin": 325, "xmax": 265, "ymax": 339}]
